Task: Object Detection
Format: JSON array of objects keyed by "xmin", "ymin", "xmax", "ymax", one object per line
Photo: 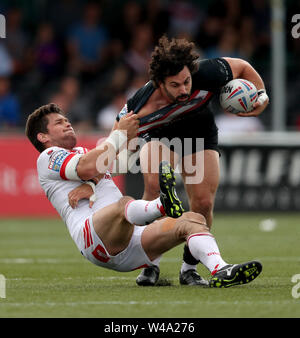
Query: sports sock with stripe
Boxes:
[
  {"xmin": 125, "ymin": 198, "xmax": 165, "ymax": 225},
  {"xmin": 187, "ymin": 232, "xmax": 228, "ymax": 274}
]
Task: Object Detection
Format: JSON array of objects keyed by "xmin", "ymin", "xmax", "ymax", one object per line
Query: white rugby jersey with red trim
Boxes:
[
  {"xmin": 116, "ymin": 58, "xmax": 233, "ymax": 137},
  {"xmin": 37, "ymin": 146, "xmax": 122, "ymax": 244}
]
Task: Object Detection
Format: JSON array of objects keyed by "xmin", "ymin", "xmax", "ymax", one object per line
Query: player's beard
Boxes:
[
  {"xmin": 162, "ymin": 84, "xmax": 190, "ymax": 104},
  {"xmin": 175, "ymin": 94, "xmax": 190, "ymax": 104}
]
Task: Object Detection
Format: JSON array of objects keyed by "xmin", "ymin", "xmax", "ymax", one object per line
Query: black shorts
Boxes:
[{"xmin": 139, "ymin": 110, "xmax": 220, "ymax": 156}]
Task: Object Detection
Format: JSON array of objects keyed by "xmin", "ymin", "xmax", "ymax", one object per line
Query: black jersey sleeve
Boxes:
[{"xmin": 192, "ymin": 58, "xmax": 233, "ymax": 92}]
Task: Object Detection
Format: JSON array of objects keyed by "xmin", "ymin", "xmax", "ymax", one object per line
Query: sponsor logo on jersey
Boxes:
[{"xmin": 48, "ymin": 150, "xmax": 70, "ymax": 172}]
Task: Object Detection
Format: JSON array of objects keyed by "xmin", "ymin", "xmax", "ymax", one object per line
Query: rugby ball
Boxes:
[{"xmin": 219, "ymin": 79, "xmax": 258, "ymax": 114}]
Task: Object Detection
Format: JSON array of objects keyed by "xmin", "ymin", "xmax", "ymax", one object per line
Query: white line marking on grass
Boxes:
[
  {"xmin": 0, "ymin": 258, "xmax": 82, "ymax": 264},
  {"xmin": 7, "ymin": 276, "xmax": 136, "ymax": 281},
  {"xmin": 0, "ymin": 258, "xmax": 34, "ymax": 264},
  {"xmin": 0, "ymin": 300, "xmax": 295, "ymax": 308},
  {"xmin": 254, "ymin": 257, "xmax": 300, "ymax": 262},
  {"xmin": 0, "ymin": 300, "xmax": 191, "ymax": 307}
]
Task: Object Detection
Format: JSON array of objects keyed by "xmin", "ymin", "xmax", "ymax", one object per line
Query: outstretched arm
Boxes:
[{"xmin": 76, "ymin": 112, "xmax": 139, "ymax": 181}]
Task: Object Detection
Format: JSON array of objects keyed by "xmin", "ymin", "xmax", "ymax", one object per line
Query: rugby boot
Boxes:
[
  {"xmin": 209, "ymin": 261, "xmax": 262, "ymax": 288},
  {"xmin": 136, "ymin": 265, "xmax": 160, "ymax": 286},
  {"xmin": 179, "ymin": 269, "xmax": 209, "ymax": 286},
  {"xmin": 159, "ymin": 161, "xmax": 184, "ymax": 218}
]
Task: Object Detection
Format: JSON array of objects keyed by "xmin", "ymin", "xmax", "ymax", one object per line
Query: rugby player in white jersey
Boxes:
[
  {"xmin": 112, "ymin": 35, "xmax": 269, "ymax": 286},
  {"xmin": 25, "ymin": 103, "xmax": 262, "ymax": 287}
]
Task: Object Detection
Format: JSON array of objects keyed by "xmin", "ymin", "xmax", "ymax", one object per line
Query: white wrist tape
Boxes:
[
  {"xmin": 64, "ymin": 154, "xmax": 83, "ymax": 181},
  {"xmin": 85, "ymin": 181, "xmax": 96, "ymax": 203},
  {"xmin": 257, "ymin": 89, "xmax": 269, "ymax": 105},
  {"xmin": 105, "ymin": 130, "xmax": 127, "ymax": 151}
]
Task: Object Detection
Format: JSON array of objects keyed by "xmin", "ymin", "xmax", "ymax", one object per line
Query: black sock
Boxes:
[{"xmin": 183, "ymin": 243, "xmax": 200, "ymax": 265}]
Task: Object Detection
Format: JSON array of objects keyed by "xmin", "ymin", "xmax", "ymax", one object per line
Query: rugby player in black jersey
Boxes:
[{"xmin": 112, "ymin": 35, "xmax": 269, "ymax": 286}]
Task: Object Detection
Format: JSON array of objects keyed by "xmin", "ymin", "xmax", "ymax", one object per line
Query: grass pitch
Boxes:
[{"xmin": 0, "ymin": 213, "xmax": 300, "ymax": 318}]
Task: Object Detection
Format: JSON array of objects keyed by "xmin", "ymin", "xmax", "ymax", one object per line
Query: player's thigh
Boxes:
[
  {"xmin": 181, "ymin": 149, "xmax": 220, "ymax": 201},
  {"xmin": 92, "ymin": 197, "xmax": 134, "ymax": 255},
  {"xmin": 139, "ymin": 140, "xmax": 180, "ymax": 198}
]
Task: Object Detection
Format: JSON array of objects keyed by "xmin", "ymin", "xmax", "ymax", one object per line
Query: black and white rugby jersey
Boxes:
[{"xmin": 116, "ymin": 58, "xmax": 233, "ymax": 137}]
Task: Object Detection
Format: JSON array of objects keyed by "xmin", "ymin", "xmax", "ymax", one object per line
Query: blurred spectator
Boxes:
[
  {"xmin": 106, "ymin": 38, "xmax": 125, "ymax": 70},
  {"xmin": 0, "ymin": 43, "xmax": 13, "ymax": 77},
  {"xmin": 144, "ymin": 0, "xmax": 169, "ymax": 42},
  {"xmin": 167, "ymin": 0, "xmax": 203, "ymax": 39},
  {"xmin": 196, "ymin": 15, "xmax": 223, "ymax": 51},
  {"xmin": 247, "ymin": 0, "xmax": 270, "ymax": 74},
  {"xmin": 108, "ymin": 64, "xmax": 131, "ymax": 94},
  {"xmin": 67, "ymin": 2, "xmax": 109, "ymax": 78},
  {"xmin": 123, "ymin": 23, "xmax": 153, "ymax": 76},
  {"xmin": 94, "ymin": 64, "xmax": 131, "ymax": 111},
  {"xmin": 126, "ymin": 73, "xmax": 149, "ymax": 99},
  {"xmin": 96, "ymin": 73, "xmax": 148, "ymax": 132},
  {"xmin": 46, "ymin": 0, "xmax": 83, "ymax": 37},
  {"xmin": 33, "ymin": 23, "xmax": 62, "ymax": 80},
  {"xmin": 204, "ymin": 26, "xmax": 241, "ymax": 59},
  {"xmin": 205, "ymin": 0, "xmax": 241, "ymax": 26},
  {"xmin": 110, "ymin": 1, "xmax": 143, "ymax": 49},
  {"xmin": 238, "ymin": 17, "xmax": 256, "ymax": 61},
  {"xmin": 223, "ymin": 0, "xmax": 241, "ymax": 26},
  {"xmin": 199, "ymin": 0, "xmax": 257, "ymax": 61},
  {"xmin": 4, "ymin": 7, "xmax": 30, "ymax": 75},
  {"xmin": 97, "ymin": 91, "xmax": 127, "ymax": 131},
  {"xmin": 250, "ymin": 0, "xmax": 270, "ymax": 51},
  {"xmin": 0, "ymin": 76, "xmax": 20, "ymax": 130},
  {"xmin": 49, "ymin": 76, "xmax": 93, "ymax": 133}
]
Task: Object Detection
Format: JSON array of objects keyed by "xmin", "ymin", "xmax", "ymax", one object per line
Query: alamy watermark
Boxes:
[
  {"xmin": 0, "ymin": 274, "xmax": 5, "ymax": 299},
  {"xmin": 291, "ymin": 274, "xmax": 300, "ymax": 299},
  {"xmin": 291, "ymin": 14, "xmax": 300, "ymax": 39},
  {"xmin": 96, "ymin": 135, "xmax": 205, "ymax": 184},
  {"xmin": 0, "ymin": 14, "xmax": 6, "ymax": 38}
]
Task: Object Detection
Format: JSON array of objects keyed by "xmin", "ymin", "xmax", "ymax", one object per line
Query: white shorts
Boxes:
[{"xmin": 78, "ymin": 215, "xmax": 156, "ymax": 272}]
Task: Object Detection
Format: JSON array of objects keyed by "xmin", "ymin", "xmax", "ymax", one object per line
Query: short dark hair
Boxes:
[
  {"xmin": 149, "ymin": 35, "xmax": 199, "ymax": 87},
  {"xmin": 25, "ymin": 103, "xmax": 65, "ymax": 153}
]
